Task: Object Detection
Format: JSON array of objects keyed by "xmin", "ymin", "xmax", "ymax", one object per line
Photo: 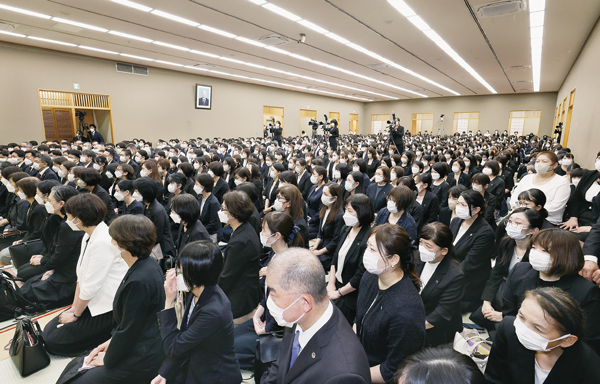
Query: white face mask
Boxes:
[
  {"xmin": 333, "ymin": 171, "xmax": 341, "ymax": 179},
  {"xmin": 464, "ymin": 161, "xmax": 470, "ymax": 167},
  {"xmin": 168, "ymin": 184, "xmax": 177, "ymax": 193},
  {"xmin": 45, "ymin": 201, "xmax": 56, "ymax": 214},
  {"xmin": 273, "ymin": 199, "xmax": 285, "ymax": 212},
  {"xmin": 452, "ymin": 166, "xmax": 460, "ymax": 173},
  {"xmin": 482, "ymin": 168, "xmax": 493, "ymax": 176},
  {"xmin": 310, "ymin": 175, "xmax": 318, "ymax": 185},
  {"xmin": 176, "ymin": 274, "xmax": 190, "ymax": 292},
  {"xmin": 455, "ymin": 205, "xmax": 472, "ymax": 220},
  {"xmin": 76, "ymin": 179, "xmax": 86, "ymax": 188},
  {"xmin": 265, "ymin": 161, "xmax": 273, "ymax": 167},
  {"xmin": 92, "ymin": 163, "xmax": 101, "ymax": 171},
  {"xmin": 17, "ymin": 191, "xmax": 27, "ymax": 200},
  {"xmin": 66, "ymin": 218, "xmax": 82, "ymax": 231},
  {"xmin": 374, "ymin": 175, "xmax": 384, "ymax": 183},
  {"xmin": 514, "ymin": 316, "xmax": 570, "ymax": 352},
  {"xmin": 140, "ymin": 169, "xmax": 149, "ymax": 177},
  {"xmin": 321, "ymin": 195, "xmax": 335, "ymax": 206},
  {"xmin": 234, "ymin": 178, "xmax": 243, "ymax": 186},
  {"xmin": 67, "ymin": 174, "xmax": 75, "ymax": 182},
  {"xmin": 431, "ymin": 173, "xmax": 440, "ymax": 180},
  {"xmin": 411, "ymin": 167, "xmax": 419, "ymax": 174},
  {"xmin": 218, "ymin": 210, "xmax": 230, "ymax": 224},
  {"xmin": 104, "ymin": 171, "xmax": 113, "ymax": 179},
  {"xmin": 114, "ymin": 191, "xmax": 125, "ymax": 202},
  {"xmin": 363, "ymin": 248, "xmax": 391, "ymax": 275},
  {"xmin": 595, "ymin": 160, "xmax": 600, "ymax": 173},
  {"xmin": 353, "ymin": 166, "xmax": 360, "ymax": 172},
  {"xmin": 6, "ymin": 183, "xmax": 15, "ymax": 193},
  {"xmin": 535, "ymin": 162, "xmax": 550, "ymax": 174},
  {"xmin": 170, "ymin": 211, "xmax": 182, "ymax": 224},
  {"xmin": 131, "ymin": 192, "xmax": 143, "ymax": 202},
  {"xmin": 387, "ymin": 199, "xmax": 398, "ymax": 213},
  {"xmin": 266, "ymin": 296, "xmax": 305, "ymax": 328},
  {"xmin": 269, "ymin": 170, "xmax": 276, "ymax": 179},
  {"xmin": 32, "ymin": 162, "xmax": 40, "ymax": 170},
  {"xmin": 260, "ymin": 233, "xmax": 276, "ymax": 248},
  {"xmin": 194, "ymin": 162, "xmax": 200, "ymax": 170},
  {"xmin": 120, "ymin": 155, "xmax": 126, "ymax": 162},
  {"xmin": 529, "ymin": 248, "xmax": 552, "ymax": 273},
  {"xmin": 24, "ymin": 158, "xmax": 33, "ymax": 166},
  {"xmin": 343, "ymin": 211, "xmax": 359, "ymax": 227},
  {"xmin": 194, "ymin": 185, "xmax": 203, "ymax": 195},
  {"xmin": 572, "ymin": 178, "xmax": 581, "ymax": 187},
  {"xmin": 34, "ymin": 195, "xmax": 45, "ymax": 204},
  {"xmin": 345, "ymin": 181, "xmax": 357, "ymax": 192},
  {"xmin": 223, "ymin": 164, "xmax": 230, "ymax": 172},
  {"xmin": 472, "ymin": 184, "xmax": 483, "ymax": 192},
  {"xmin": 135, "ymin": 156, "xmax": 142, "ymax": 163},
  {"xmin": 506, "ymin": 224, "xmax": 529, "ymax": 240},
  {"xmin": 207, "ymin": 170, "xmax": 215, "ymax": 178},
  {"xmin": 114, "ymin": 171, "xmax": 123, "ymax": 179},
  {"xmin": 418, "ymin": 245, "xmax": 438, "ymax": 263}
]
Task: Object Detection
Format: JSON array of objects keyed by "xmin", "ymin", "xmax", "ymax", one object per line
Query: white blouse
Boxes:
[
  {"xmin": 76, "ymin": 222, "xmax": 128, "ymax": 317},
  {"xmin": 335, "ymin": 234, "xmax": 353, "ymax": 283}
]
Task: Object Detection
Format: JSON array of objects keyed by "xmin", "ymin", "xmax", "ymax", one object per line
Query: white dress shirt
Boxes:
[
  {"xmin": 297, "ymin": 301, "xmax": 334, "ymax": 350},
  {"xmin": 419, "ymin": 260, "xmax": 441, "ymax": 293},
  {"xmin": 335, "ymin": 235, "xmax": 353, "ymax": 283},
  {"xmin": 76, "ymin": 221, "xmax": 128, "ymax": 316}
]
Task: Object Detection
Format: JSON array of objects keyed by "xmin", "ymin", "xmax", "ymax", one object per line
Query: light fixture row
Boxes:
[
  {"xmin": 0, "ymin": 2, "xmax": 388, "ymax": 100},
  {"xmin": 0, "ymin": 30, "xmax": 371, "ymax": 101},
  {"xmin": 529, "ymin": 0, "xmax": 545, "ymax": 92}
]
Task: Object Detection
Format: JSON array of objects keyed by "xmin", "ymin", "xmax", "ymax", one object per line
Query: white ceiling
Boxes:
[{"xmin": 0, "ymin": 0, "xmax": 598, "ymax": 101}]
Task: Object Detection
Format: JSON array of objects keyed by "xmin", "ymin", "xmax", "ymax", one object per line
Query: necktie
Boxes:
[{"xmin": 289, "ymin": 330, "xmax": 301, "ymax": 370}]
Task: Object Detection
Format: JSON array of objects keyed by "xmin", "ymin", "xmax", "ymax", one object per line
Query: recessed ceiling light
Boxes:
[
  {"xmin": 324, "ymin": 32, "xmax": 350, "ymax": 45},
  {"xmin": 235, "ymin": 36, "xmax": 266, "ymax": 47},
  {"xmin": 155, "ymin": 60, "xmax": 184, "ymax": 67},
  {"xmin": 184, "ymin": 65, "xmax": 210, "ymax": 71},
  {"xmin": 406, "ymin": 15, "xmax": 431, "ymax": 31},
  {"xmin": 190, "ymin": 50, "xmax": 220, "ymax": 58},
  {"xmin": 289, "ymin": 53, "xmax": 311, "ymax": 61},
  {"xmin": 27, "ymin": 36, "xmax": 77, "ymax": 46},
  {"xmin": 150, "ymin": 10, "xmax": 199, "ymax": 27},
  {"xmin": 529, "ymin": 0, "xmax": 546, "ymax": 13},
  {"xmin": 530, "ymin": 11, "xmax": 545, "ymax": 27},
  {"xmin": 120, "ymin": 53, "xmax": 155, "ymax": 61},
  {"xmin": 248, "ymin": 0, "xmax": 267, "ymax": 4},
  {"xmin": 530, "ymin": 26, "xmax": 543, "ymax": 39},
  {"xmin": 198, "ymin": 25, "xmax": 237, "ymax": 38},
  {"xmin": 387, "ymin": 0, "xmax": 416, "ymax": 17},
  {"xmin": 0, "ymin": 30, "xmax": 25, "ymax": 37},
  {"xmin": 262, "ymin": 3, "xmax": 301, "ymax": 21},
  {"xmin": 152, "ymin": 41, "xmax": 190, "ymax": 51},
  {"xmin": 52, "ymin": 18, "xmax": 108, "ymax": 32},
  {"xmin": 110, "ymin": 0, "xmax": 152, "ymax": 12},
  {"xmin": 79, "ymin": 46, "xmax": 119, "ymax": 54},
  {"xmin": 423, "ymin": 29, "xmax": 443, "ymax": 42},
  {"xmin": 264, "ymin": 46, "xmax": 290, "ymax": 55},
  {"xmin": 219, "ymin": 57, "xmax": 246, "ymax": 65},
  {"xmin": 0, "ymin": 4, "xmax": 51, "ymax": 19},
  {"xmin": 108, "ymin": 30, "xmax": 153, "ymax": 43},
  {"xmin": 297, "ymin": 20, "xmax": 329, "ymax": 34}
]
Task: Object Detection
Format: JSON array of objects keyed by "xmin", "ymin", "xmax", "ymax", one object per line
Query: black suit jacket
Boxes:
[
  {"xmin": 40, "ymin": 219, "xmax": 84, "ymax": 283},
  {"xmin": 417, "ymin": 191, "xmax": 440, "ymax": 230},
  {"xmin": 104, "ymin": 257, "xmax": 165, "ymax": 370},
  {"xmin": 218, "ymin": 222, "xmax": 261, "ymax": 318},
  {"xmin": 446, "ymin": 172, "xmax": 470, "ymax": 189},
  {"xmin": 145, "ymin": 199, "xmax": 175, "ymax": 255},
  {"xmin": 199, "ymin": 194, "xmax": 221, "ymax": 236},
  {"xmin": 485, "ymin": 316, "xmax": 600, "ymax": 384},
  {"xmin": 502, "ymin": 263, "xmax": 600, "ymax": 354},
  {"xmin": 431, "ymin": 180, "xmax": 449, "ymax": 207},
  {"xmin": 176, "ymin": 220, "xmax": 210, "ymax": 255},
  {"xmin": 92, "ymin": 185, "xmax": 117, "ymax": 224},
  {"xmin": 122, "ymin": 200, "xmax": 144, "ymax": 215},
  {"xmin": 366, "ymin": 182, "xmax": 393, "ymax": 212},
  {"xmin": 40, "ymin": 168, "xmax": 59, "ymax": 181},
  {"xmin": 263, "ymin": 178, "xmax": 280, "ymax": 206},
  {"xmin": 87, "ymin": 130, "xmax": 105, "ymax": 143},
  {"xmin": 20, "ymin": 201, "xmax": 48, "ymax": 242},
  {"xmin": 262, "ymin": 305, "xmax": 370, "ymax": 384},
  {"xmin": 317, "ymin": 210, "xmax": 344, "ymax": 254},
  {"xmin": 567, "ymin": 170, "xmax": 599, "ymax": 222},
  {"xmin": 297, "ymin": 172, "xmax": 311, "ymax": 201},
  {"xmin": 158, "ymin": 285, "xmax": 242, "ymax": 384},
  {"xmin": 583, "ymin": 216, "xmax": 600, "ymax": 258},
  {"xmin": 417, "ymin": 255, "xmax": 465, "ymax": 346},
  {"xmin": 213, "ymin": 177, "xmax": 230, "ymax": 204},
  {"xmin": 449, "ymin": 216, "xmax": 494, "ymax": 312}
]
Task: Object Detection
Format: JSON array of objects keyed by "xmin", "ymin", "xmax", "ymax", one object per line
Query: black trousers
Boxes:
[
  {"xmin": 274, "ymin": 136, "xmax": 282, "ymax": 147},
  {"xmin": 58, "ymin": 356, "xmax": 158, "ymax": 384},
  {"xmin": 43, "ymin": 307, "xmax": 114, "ymax": 356},
  {"xmin": 329, "ymin": 137, "xmax": 338, "ymax": 151}
]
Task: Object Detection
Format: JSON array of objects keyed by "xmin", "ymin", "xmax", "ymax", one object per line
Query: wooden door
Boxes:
[
  {"xmin": 264, "ymin": 106, "xmax": 284, "ymax": 136},
  {"xmin": 300, "ymin": 109, "xmax": 317, "ymax": 136},
  {"xmin": 42, "ymin": 108, "xmax": 74, "ymax": 141},
  {"xmin": 563, "ymin": 89, "xmax": 576, "ymax": 147},
  {"xmin": 349, "ymin": 113, "xmax": 358, "ymax": 134},
  {"xmin": 329, "ymin": 112, "xmax": 340, "ymax": 129}
]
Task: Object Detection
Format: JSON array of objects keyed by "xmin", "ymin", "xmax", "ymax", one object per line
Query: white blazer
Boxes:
[{"xmin": 76, "ymin": 221, "xmax": 128, "ymax": 317}]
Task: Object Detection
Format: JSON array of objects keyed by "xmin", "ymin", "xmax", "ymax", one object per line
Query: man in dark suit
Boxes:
[
  {"xmin": 582, "ymin": 217, "xmax": 600, "ymax": 285},
  {"xmin": 198, "ymin": 90, "xmax": 210, "ymax": 106},
  {"xmin": 86, "ymin": 124, "xmax": 104, "ymax": 143},
  {"xmin": 34, "ymin": 154, "xmax": 59, "ymax": 181},
  {"xmin": 262, "ymin": 248, "xmax": 370, "ymax": 384}
]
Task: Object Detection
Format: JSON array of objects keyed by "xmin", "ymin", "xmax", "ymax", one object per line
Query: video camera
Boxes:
[
  {"xmin": 265, "ymin": 116, "xmax": 276, "ymax": 132},
  {"xmin": 308, "ymin": 118, "xmax": 319, "ymax": 130},
  {"xmin": 554, "ymin": 122, "xmax": 563, "ymax": 135},
  {"xmin": 386, "ymin": 111, "xmax": 397, "ymax": 130},
  {"xmin": 319, "ymin": 114, "xmax": 331, "ymax": 132}
]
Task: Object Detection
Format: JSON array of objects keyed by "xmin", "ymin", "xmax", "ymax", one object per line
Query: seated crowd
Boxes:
[{"xmin": 0, "ymin": 129, "xmax": 599, "ymax": 384}]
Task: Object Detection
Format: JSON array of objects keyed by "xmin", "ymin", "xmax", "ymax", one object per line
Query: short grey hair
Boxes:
[{"xmin": 269, "ymin": 247, "xmax": 327, "ymax": 304}]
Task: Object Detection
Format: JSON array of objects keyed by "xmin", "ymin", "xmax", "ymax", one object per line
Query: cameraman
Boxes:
[
  {"xmin": 86, "ymin": 124, "xmax": 104, "ymax": 144},
  {"xmin": 328, "ymin": 119, "xmax": 339, "ymax": 151},
  {"xmin": 390, "ymin": 118, "xmax": 404, "ymax": 155},
  {"xmin": 272, "ymin": 121, "xmax": 283, "ymax": 147}
]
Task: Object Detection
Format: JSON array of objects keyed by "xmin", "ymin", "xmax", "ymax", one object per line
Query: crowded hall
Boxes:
[{"xmin": 1, "ymin": 1, "xmax": 600, "ymax": 383}]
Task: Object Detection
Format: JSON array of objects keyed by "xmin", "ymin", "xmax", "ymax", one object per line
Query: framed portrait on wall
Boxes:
[{"xmin": 195, "ymin": 84, "xmax": 212, "ymax": 110}]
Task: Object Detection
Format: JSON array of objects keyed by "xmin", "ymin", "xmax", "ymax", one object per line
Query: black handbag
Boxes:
[
  {"xmin": 254, "ymin": 332, "xmax": 283, "ymax": 384},
  {"xmin": 8, "ymin": 239, "xmax": 45, "ymax": 269},
  {"xmin": 9, "ymin": 318, "xmax": 51, "ymax": 377}
]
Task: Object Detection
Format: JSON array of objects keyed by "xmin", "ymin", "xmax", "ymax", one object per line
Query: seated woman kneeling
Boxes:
[{"xmin": 57, "ymin": 214, "xmax": 166, "ymax": 383}]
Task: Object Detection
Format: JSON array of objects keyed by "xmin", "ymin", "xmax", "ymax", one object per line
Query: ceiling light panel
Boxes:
[
  {"xmin": 110, "ymin": 0, "xmax": 152, "ymax": 12},
  {"xmin": 198, "ymin": 25, "xmax": 237, "ymax": 38},
  {"xmin": 261, "ymin": 3, "xmax": 301, "ymax": 21},
  {"xmin": 79, "ymin": 46, "xmax": 118, "ymax": 54},
  {"xmin": 52, "ymin": 17, "xmax": 108, "ymax": 32},
  {"xmin": 108, "ymin": 30, "xmax": 153, "ymax": 42},
  {"xmin": 27, "ymin": 36, "xmax": 77, "ymax": 46},
  {"xmin": 529, "ymin": 0, "xmax": 545, "ymax": 92},
  {"xmin": 0, "ymin": 30, "xmax": 25, "ymax": 37},
  {"xmin": 120, "ymin": 53, "xmax": 155, "ymax": 61},
  {"xmin": 234, "ymin": 36, "xmax": 266, "ymax": 47},
  {"xmin": 0, "ymin": 4, "xmax": 51, "ymax": 19},
  {"xmin": 150, "ymin": 9, "xmax": 199, "ymax": 26},
  {"xmin": 152, "ymin": 41, "xmax": 190, "ymax": 51},
  {"xmin": 297, "ymin": 20, "xmax": 329, "ymax": 34}
]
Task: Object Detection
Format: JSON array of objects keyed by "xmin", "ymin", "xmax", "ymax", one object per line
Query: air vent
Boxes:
[
  {"xmin": 511, "ymin": 80, "xmax": 532, "ymax": 84},
  {"xmin": 504, "ymin": 65, "xmax": 531, "ymax": 71},
  {"xmin": 367, "ymin": 63, "xmax": 391, "ymax": 70},
  {"xmin": 0, "ymin": 22, "xmax": 17, "ymax": 31},
  {"xmin": 257, "ymin": 34, "xmax": 295, "ymax": 46},
  {"xmin": 477, "ymin": 1, "xmax": 525, "ymax": 18},
  {"xmin": 116, "ymin": 62, "xmax": 149, "ymax": 76},
  {"xmin": 194, "ymin": 63, "xmax": 217, "ymax": 70}
]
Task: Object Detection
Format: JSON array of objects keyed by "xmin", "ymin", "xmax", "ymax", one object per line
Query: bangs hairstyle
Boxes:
[
  {"xmin": 525, "ymin": 287, "xmax": 585, "ymax": 338},
  {"xmin": 345, "ymin": 193, "xmax": 374, "ymax": 228},
  {"xmin": 179, "ymin": 240, "xmax": 224, "ymax": 289},
  {"xmin": 262, "ymin": 211, "xmax": 304, "ymax": 248},
  {"xmin": 531, "ymin": 228, "xmax": 584, "ymax": 276},
  {"xmin": 171, "ymin": 194, "xmax": 200, "ymax": 224},
  {"xmin": 109, "ymin": 215, "xmax": 156, "ymax": 259},
  {"xmin": 64, "ymin": 193, "xmax": 107, "ymax": 227}
]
